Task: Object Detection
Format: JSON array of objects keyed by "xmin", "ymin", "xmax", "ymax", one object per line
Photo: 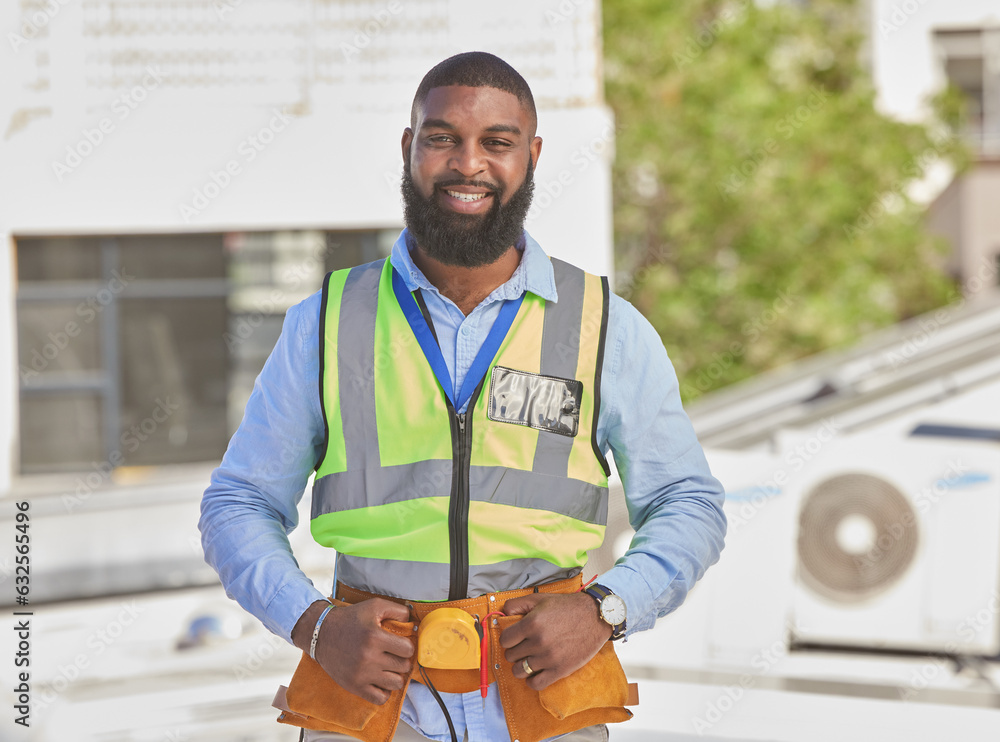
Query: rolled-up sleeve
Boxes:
[
  {"xmin": 595, "ymin": 293, "xmax": 727, "ymax": 635},
  {"xmin": 198, "ymin": 293, "xmax": 329, "ymax": 643}
]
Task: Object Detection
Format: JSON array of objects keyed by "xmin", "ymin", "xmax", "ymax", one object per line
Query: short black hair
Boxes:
[{"xmin": 410, "ymin": 51, "xmax": 537, "ymax": 130}]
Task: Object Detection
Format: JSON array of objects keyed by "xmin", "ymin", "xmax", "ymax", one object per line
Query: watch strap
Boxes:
[{"xmin": 583, "ymin": 583, "xmax": 626, "ymax": 640}]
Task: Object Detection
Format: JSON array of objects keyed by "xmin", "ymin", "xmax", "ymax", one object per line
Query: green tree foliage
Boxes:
[{"xmin": 603, "ymin": 0, "xmax": 968, "ymax": 400}]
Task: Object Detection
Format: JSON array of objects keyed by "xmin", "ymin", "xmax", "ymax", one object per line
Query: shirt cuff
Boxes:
[
  {"xmin": 265, "ymin": 579, "xmax": 330, "ymax": 644},
  {"xmin": 593, "ymin": 565, "xmax": 660, "ymax": 637}
]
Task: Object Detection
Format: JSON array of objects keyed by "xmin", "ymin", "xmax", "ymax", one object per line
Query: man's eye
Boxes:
[{"xmin": 485, "ymin": 140, "xmax": 511, "ymax": 147}]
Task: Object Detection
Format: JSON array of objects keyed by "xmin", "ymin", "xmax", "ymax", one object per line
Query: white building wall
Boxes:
[
  {"xmin": 0, "ymin": 0, "xmax": 614, "ymax": 491},
  {"xmin": 870, "ymin": 0, "xmax": 999, "ymax": 122}
]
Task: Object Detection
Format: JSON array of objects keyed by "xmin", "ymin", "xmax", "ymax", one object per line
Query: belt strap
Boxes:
[{"xmin": 335, "ymin": 573, "xmax": 584, "ymax": 618}]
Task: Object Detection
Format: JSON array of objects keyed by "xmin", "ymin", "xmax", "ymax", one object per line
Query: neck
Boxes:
[{"xmin": 411, "ymin": 243, "xmax": 521, "ymax": 316}]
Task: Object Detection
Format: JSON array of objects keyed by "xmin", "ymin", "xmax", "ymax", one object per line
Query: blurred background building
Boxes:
[
  {"xmin": 0, "ymin": 1, "xmax": 614, "ymax": 739},
  {"xmin": 1, "ymin": 1, "xmax": 999, "ymax": 741},
  {"xmin": 866, "ymin": 0, "xmax": 1000, "ymax": 295},
  {"xmin": 0, "ymin": 0, "xmax": 612, "ymax": 491}
]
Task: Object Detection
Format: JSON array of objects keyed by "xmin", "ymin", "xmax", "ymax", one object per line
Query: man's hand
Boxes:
[
  {"xmin": 499, "ymin": 591, "xmax": 612, "ymax": 691},
  {"xmin": 291, "ymin": 598, "xmax": 414, "ymax": 705}
]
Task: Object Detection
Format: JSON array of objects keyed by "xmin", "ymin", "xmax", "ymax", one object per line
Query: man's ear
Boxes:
[
  {"xmin": 529, "ymin": 135, "xmax": 543, "ymax": 171},
  {"xmin": 401, "ymin": 128, "xmax": 414, "ymax": 167}
]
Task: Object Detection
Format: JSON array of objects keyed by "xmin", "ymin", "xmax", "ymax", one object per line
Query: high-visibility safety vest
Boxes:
[{"xmin": 311, "ymin": 256, "xmax": 611, "ymax": 601}]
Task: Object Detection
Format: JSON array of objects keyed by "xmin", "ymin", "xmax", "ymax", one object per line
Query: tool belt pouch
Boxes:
[
  {"xmin": 273, "ymin": 616, "xmax": 416, "ymax": 742},
  {"xmin": 491, "ymin": 615, "xmax": 635, "ymax": 742}
]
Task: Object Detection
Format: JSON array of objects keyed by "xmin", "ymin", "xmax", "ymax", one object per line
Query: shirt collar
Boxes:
[{"xmin": 389, "ymin": 228, "xmax": 559, "ymax": 304}]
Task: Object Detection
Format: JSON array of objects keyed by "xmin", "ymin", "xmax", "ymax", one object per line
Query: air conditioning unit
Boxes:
[
  {"xmin": 787, "ymin": 419, "xmax": 1000, "ymax": 655},
  {"xmin": 596, "ymin": 449, "xmax": 800, "ymax": 671}
]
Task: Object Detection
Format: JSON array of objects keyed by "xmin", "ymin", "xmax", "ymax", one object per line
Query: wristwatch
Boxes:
[{"xmin": 583, "ymin": 583, "xmax": 627, "ymax": 640}]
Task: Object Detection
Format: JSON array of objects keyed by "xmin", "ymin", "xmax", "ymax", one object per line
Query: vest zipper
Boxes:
[
  {"xmin": 448, "ymin": 408, "xmax": 470, "ymax": 600},
  {"xmin": 447, "ymin": 380, "xmax": 485, "ymax": 601}
]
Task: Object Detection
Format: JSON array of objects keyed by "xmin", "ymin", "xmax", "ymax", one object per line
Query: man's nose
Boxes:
[{"xmin": 448, "ymin": 142, "xmax": 486, "ymax": 177}]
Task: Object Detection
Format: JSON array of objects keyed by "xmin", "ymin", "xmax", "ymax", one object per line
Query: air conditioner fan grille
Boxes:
[{"xmin": 798, "ymin": 472, "xmax": 918, "ymax": 602}]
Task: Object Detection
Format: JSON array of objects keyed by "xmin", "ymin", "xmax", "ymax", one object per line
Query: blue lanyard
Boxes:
[{"xmin": 391, "ymin": 267, "xmax": 524, "ymax": 411}]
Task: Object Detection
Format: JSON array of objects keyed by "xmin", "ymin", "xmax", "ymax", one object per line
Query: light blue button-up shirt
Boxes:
[{"xmin": 200, "ymin": 229, "xmax": 726, "ymax": 741}]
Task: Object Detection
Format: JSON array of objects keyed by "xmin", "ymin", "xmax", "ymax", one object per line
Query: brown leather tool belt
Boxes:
[{"xmin": 273, "ymin": 575, "xmax": 638, "ymax": 742}]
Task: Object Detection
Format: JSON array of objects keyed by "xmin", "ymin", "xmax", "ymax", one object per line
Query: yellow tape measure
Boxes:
[{"xmin": 416, "ymin": 608, "xmax": 480, "ymax": 670}]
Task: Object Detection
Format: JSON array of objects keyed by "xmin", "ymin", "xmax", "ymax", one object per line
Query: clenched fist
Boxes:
[
  {"xmin": 292, "ymin": 598, "xmax": 414, "ymax": 705},
  {"xmin": 499, "ymin": 592, "xmax": 612, "ymax": 691}
]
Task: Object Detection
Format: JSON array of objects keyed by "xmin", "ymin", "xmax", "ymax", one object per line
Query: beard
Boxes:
[{"xmin": 400, "ymin": 158, "xmax": 535, "ymax": 268}]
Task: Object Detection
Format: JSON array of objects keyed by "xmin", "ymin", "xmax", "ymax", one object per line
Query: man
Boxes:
[{"xmin": 200, "ymin": 52, "xmax": 726, "ymax": 742}]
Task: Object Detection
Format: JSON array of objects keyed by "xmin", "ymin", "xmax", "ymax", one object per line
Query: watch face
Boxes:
[{"xmin": 600, "ymin": 594, "xmax": 626, "ymax": 626}]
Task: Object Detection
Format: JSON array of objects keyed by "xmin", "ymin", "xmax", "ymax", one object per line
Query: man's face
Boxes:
[{"xmin": 401, "ymin": 85, "xmax": 543, "ymax": 268}]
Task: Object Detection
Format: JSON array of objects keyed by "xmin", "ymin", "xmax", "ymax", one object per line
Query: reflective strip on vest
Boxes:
[
  {"xmin": 333, "ymin": 557, "xmax": 581, "ymax": 603},
  {"xmin": 311, "ymin": 256, "xmax": 610, "ymax": 601}
]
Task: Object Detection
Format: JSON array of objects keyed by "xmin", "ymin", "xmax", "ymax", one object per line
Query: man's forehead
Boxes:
[{"xmin": 415, "ymin": 85, "xmax": 534, "ymax": 131}]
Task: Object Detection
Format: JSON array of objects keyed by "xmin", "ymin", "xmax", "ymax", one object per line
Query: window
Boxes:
[
  {"xmin": 15, "ymin": 229, "xmax": 393, "ymax": 474},
  {"xmin": 934, "ymin": 27, "xmax": 1000, "ymax": 155}
]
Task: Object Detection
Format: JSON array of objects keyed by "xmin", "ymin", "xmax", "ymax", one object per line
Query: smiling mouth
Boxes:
[{"xmin": 444, "ymin": 190, "xmax": 491, "ymax": 203}]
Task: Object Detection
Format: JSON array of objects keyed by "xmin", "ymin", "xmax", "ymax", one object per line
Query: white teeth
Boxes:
[{"xmin": 446, "ymin": 190, "xmax": 488, "ymax": 202}]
